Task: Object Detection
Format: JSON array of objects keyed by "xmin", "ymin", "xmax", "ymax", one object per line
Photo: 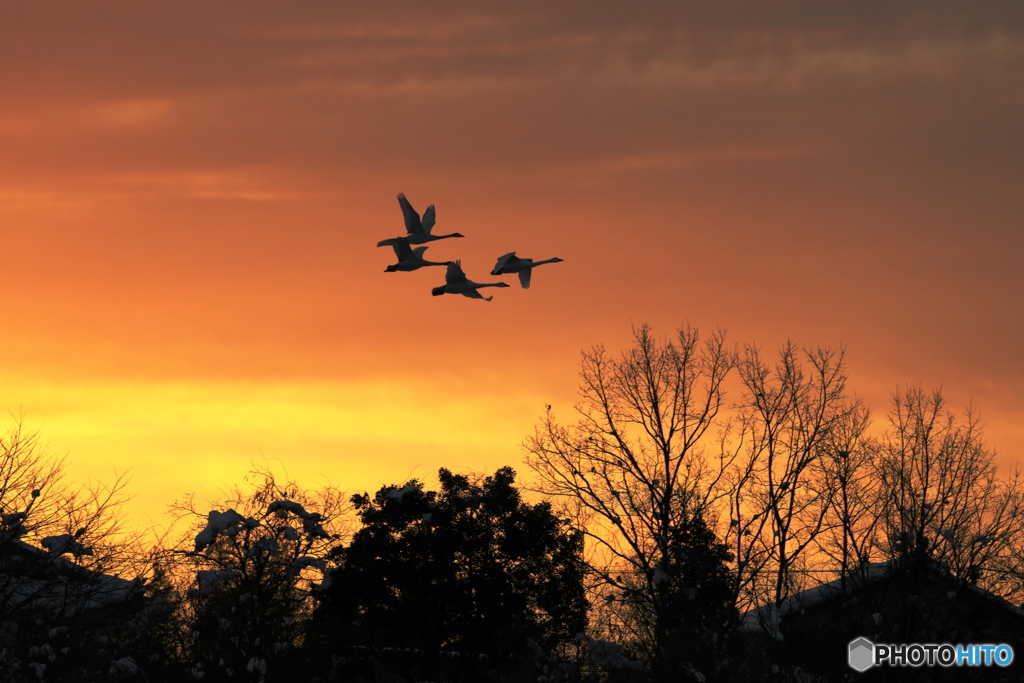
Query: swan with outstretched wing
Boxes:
[
  {"xmin": 377, "ymin": 193, "xmax": 464, "ymax": 247},
  {"xmin": 491, "ymin": 252, "xmax": 564, "ymax": 289},
  {"xmin": 432, "ymin": 261, "xmax": 510, "ymax": 301},
  {"xmin": 384, "ymin": 239, "xmax": 452, "ymax": 272}
]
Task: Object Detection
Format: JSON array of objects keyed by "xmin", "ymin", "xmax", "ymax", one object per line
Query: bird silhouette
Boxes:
[
  {"xmin": 377, "ymin": 193, "xmax": 464, "ymax": 246},
  {"xmin": 384, "ymin": 239, "xmax": 452, "ymax": 272},
  {"xmin": 432, "ymin": 261, "xmax": 510, "ymax": 301},
  {"xmin": 490, "ymin": 252, "xmax": 564, "ymax": 289}
]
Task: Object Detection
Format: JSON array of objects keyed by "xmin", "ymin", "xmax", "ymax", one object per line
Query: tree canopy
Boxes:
[{"xmin": 314, "ymin": 466, "xmax": 587, "ymax": 666}]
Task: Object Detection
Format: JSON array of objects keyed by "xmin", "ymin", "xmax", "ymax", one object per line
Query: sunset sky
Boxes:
[{"xmin": 1, "ymin": 1, "xmax": 1021, "ymax": 532}]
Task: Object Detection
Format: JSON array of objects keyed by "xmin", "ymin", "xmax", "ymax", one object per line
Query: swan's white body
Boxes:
[
  {"xmin": 377, "ymin": 193, "xmax": 464, "ymax": 247},
  {"xmin": 384, "ymin": 239, "xmax": 451, "ymax": 272},
  {"xmin": 432, "ymin": 261, "xmax": 510, "ymax": 301},
  {"xmin": 490, "ymin": 252, "xmax": 564, "ymax": 289}
]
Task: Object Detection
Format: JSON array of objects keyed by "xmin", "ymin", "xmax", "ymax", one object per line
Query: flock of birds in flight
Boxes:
[{"xmin": 377, "ymin": 193, "xmax": 564, "ymax": 301}]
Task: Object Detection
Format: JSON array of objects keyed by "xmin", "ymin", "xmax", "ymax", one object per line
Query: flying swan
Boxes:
[
  {"xmin": 432, "ymin": 261, "xmax": 510, "ymax": 301},
  {"xmin": 384, "ymin": 239, "xmax": 452, "ymax": 272},
  {"xmin": 490, "ymin": 252, "xmax": 564, "ymax": 289},
  {"xmin": 377, "ymin": 193, "xmax": 464, "ymax": 247}
]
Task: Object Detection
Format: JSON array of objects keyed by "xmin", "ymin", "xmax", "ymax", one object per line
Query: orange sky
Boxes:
[{"xmin": 1, "ymin": 2, "xmax": 1022, "ymax": 532}]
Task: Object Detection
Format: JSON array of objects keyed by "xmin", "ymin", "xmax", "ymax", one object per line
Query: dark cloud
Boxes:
[{"xmin": 3, "ymin": 1, "xmax": 1021, "ymax": 187}]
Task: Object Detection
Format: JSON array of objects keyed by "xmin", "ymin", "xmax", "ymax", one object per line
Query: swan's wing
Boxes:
[
  {"xmin": 397, "ymin": 192, "xmax": 424, "ymax": 235},
  {"xmin": 421, "ymin": 205, "xmax": 436, "ymax": 235},
  {"xmin": 518, "ymin": 268, "xmax": 532, "ymax": 289},
  {"xmin": 492, "ymin": 252, "xmax": 517, "ymax": 274},
  {"xmin": 377, "ymin": 237, "xmax": 404, "ymax": 247},
  {"xmin": 460, "ymin": 288, "xmax": 487, "ymax": 300},
  {"xmin": 411, "ymin": 246, "xmax": 429, "ymax": 262},
  {"xmin": 392, "ymin": 239, "xmax": 414, "ymax": 261},
  {"xmin": 445, "ymin": 260, "xmax": 467, "ymax": 284}
]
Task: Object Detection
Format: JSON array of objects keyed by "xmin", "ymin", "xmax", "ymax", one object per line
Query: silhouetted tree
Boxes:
[
  {"xmin": 726, "ymin": 341, "xmax": 865, "ymax": 609},
  {"xmin": 313, "ymin": 466, "xmax": 586, "ymax": 682},
  {"xmin": 874, "ymin": 387, "xmax": 1024, "ymax": 593},
  {"xmin": 609, "ymin": 504, "xmax": 738, "ymax": 682},
  {"xmin": 156, "ymin": 468, "xmax": 347, "ymax": 682},
  {"xmin": 525, "ymin": 325, "xmax": 867, "ymax": 679},
  {"xmin": 808, "ymin": 403, "xmax": 877, "ymax": 587},
  {"xmin": 524, "ymin": 324, "xmax": 735, "ymax": 601},
  {"xmin": 0, "ymin": 420, "xmax": 149, "ymax": 682}
]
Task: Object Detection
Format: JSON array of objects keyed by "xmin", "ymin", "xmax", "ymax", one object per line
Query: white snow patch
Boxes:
[
  {"xmin": 40, "ymin": 534, "xmax": 93, "ymax": 557},
  {"xmin": 387, "ymin": 484, "xmax": 419, "ymax": 501},
  {"xmin": 288, "ymin": 555, "xmax": 327, "ymax": 579},
  {"xmin": 268, "ymin": 500, "xmax": 308, "ymax": 518},
  {"xmin": 194, "ymin": 509, "xmax": 246, "ymax": 552},
  {"xmin": 109, "ymin": 656, "xmax": 140, "ymax": 677},
  {"xmin": 577, "ymin": 634, "xmax": 644, "ymax": 670},
  {"xmin": 196, "ymin": 569, "xmax": 240, "ymax": 597},
  {"xmin": 652, "ymin": 567, "xmax": 670, "ymax": 586},
  {"xmin": 247, "ymin": 656, "xmax": 267, "ymax": 674}
]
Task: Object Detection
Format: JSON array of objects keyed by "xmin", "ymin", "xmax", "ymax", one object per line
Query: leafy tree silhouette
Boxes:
[{"xmin": 312, "ymin": 466, "xmax": 586, "ymax": 682}]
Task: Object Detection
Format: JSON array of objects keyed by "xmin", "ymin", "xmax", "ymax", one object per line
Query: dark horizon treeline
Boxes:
[
  {"xmin": 0, "ymin": 446, "xmax": 594, "ymax": 683},
  {"xmin": 1, "ymin": 324, "xmax": 1022, "ymax": 683}
]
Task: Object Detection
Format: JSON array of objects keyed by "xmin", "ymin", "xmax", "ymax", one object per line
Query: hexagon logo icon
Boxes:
[{"xmin": 848, "ymin": 637, "xmax": 874, "ymax": 672}]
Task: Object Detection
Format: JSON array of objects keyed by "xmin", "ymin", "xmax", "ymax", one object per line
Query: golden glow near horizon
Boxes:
[
  {"xmin": 4, "ymin": 375, "xmax": 547, "ymax": 532},
  {"xmin": 1, "ymin": 3, "xmax": 1021, "ymax": 538}
]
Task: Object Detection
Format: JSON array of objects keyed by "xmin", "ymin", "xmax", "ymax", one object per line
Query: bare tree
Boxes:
[
  {"xmin": 525, "ymin": 324, "xmax": 1024, "ymax": 682},
  {"xmin": 0, "ymin": 419, "xmax": 147, "ymax": 681},
  {"xmin": 0, "ymin": 419, "xmax": 136, "ymax": 560},
  {"xmin": 809, "ymin": 403, "xmax": 879, "ymax": 585},
  {"xmin": 525, "ymin": 327, "xmax": 870, "ymax": 657},
  {"xmin": 525, "ymin": 324, "xmax": 739, "ymax": 677},
  {"xmin": 725, "ymin": 342, "xmax": 865, "ymax": 609},
  {"xmin": 874, "ymin": 386, "xmax": 1024, "ymax": 595}
]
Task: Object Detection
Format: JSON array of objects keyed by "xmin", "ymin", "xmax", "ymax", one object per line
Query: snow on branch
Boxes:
[{"xmin": 41, "ymin": 534, "xmax": 94, "ymax": 557}]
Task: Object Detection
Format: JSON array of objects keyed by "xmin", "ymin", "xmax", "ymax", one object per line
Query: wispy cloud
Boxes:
[
  {"xmin": 598, "ymin": 145, "xmax": 809, "ymax": 172},
  {"xmin": 106, "ymin": 169, "xmax": 313, "ymax": 201},
  {"xmin": 87, "ymin": 98, "xmax": 178, "ymax": 128}
]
